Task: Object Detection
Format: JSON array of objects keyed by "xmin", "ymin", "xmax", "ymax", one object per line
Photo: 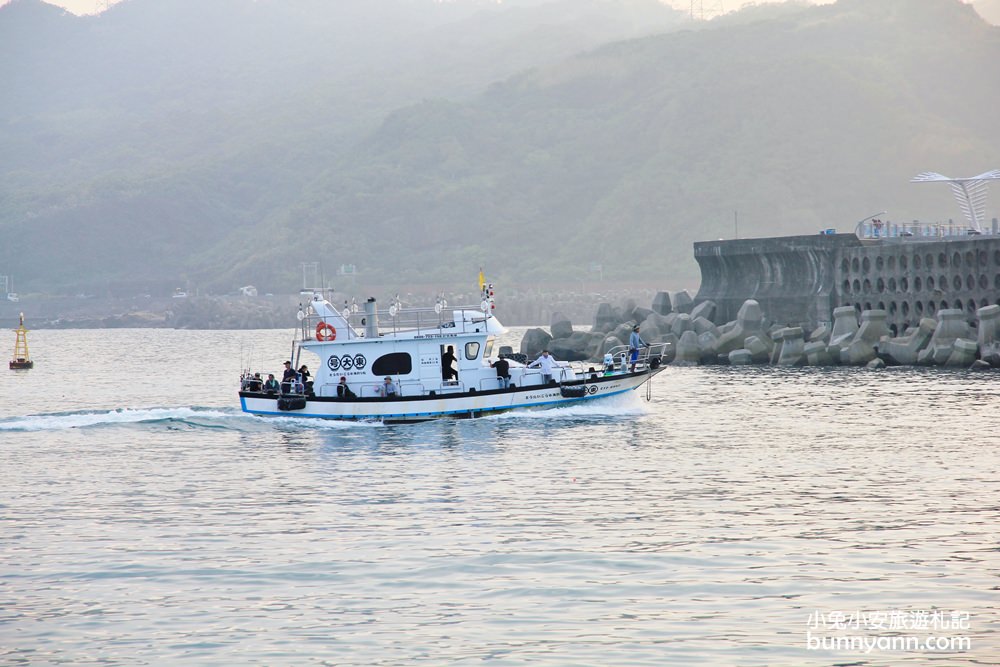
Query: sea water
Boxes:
[{"xmin": 1, "ymin": 328, "xmax": 998, "ymax": 666}]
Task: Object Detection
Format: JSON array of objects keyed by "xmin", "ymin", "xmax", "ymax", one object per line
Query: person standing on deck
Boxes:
[
  {"xmin": 441, "ymin": 345, "xmax": 458, "ymax": 381},
  {"xmin": 491, "ymin": 355, "xmax": 511, "ymax": 389},
  {"xmin": 628, "ymin": 325, "xmax": 649, "ymax": 373},
  {"xmin": 529, "ymin": 350, "xmax": 559, "ymax": 385}
]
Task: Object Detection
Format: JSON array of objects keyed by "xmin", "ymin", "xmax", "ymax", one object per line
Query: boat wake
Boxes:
[
  {"xmin": 1, "ymin": 394, "xmax": 648, "ymax": 433},
  {"xmin": 0, "ymin": 407, "xmax": 248, "ymax": 432},
  {"xmin": 482, "ymin": 393, "xmax": 651, "ymax": 421},
  {"xmin": 0, "ymin": 406, "xmax": 385, "ymax": 432}
]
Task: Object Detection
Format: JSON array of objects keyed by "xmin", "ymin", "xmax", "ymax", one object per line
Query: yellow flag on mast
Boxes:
[{"xmin": 478, "ymin": 268, "xmax": 486, "ymax": 292}]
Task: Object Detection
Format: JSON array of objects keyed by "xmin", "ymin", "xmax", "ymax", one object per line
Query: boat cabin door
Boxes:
[{"xmin": 418, "ymin": 343, "xmax": 444, "ymax": 385}]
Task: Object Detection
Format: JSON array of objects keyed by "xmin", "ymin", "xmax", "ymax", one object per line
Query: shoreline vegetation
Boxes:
[{"xmin": 0, "ymin": 287, "xmax": 667, "ymax": 330}]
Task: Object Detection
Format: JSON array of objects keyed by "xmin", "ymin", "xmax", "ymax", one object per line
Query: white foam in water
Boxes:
[
  {"xmin": 266, "ymin": 415, "xmax": 385, "ymax": 429},
  {"xmin": 484, "ymin": 393, "xmax": 650, "ymax": 421},
  {"xmin": 0, "ymin": 407, "xmax": 246, "ymax": 432},
  {"xmin": 0, "ymin": 395, "xmax": 646, "ymax": 431}
]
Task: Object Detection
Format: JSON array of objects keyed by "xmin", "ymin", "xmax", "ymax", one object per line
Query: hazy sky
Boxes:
[
  {"xmin": 5, "ymin": 0, "xmax": 835, "ymax": 17},
  {"xmin": 4, "ymin": 0, "xmax": 995, "ymax": 25}
]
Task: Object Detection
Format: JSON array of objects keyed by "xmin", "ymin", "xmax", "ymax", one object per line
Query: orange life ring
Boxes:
[{"xmin": 315, "ymin": 322, "xmax": 337, "ymax": 341}]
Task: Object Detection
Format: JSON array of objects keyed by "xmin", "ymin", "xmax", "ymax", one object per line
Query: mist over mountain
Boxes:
[{"xmin": 1, "ymin": 0, "xmax": 998, "ymax": 297}]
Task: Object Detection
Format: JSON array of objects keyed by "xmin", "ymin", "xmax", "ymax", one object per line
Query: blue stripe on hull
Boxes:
[{"xmin": 241, "ymin": 386, "xmax": 636, "ymax": 421}]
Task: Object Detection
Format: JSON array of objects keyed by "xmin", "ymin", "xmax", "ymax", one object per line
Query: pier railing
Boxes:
[
  {"xmin": 604, "ymin": 342, "xmax": 669, "ymax": 372},
  {"xmin": 856, "ymin": 218, "xmax": 1000, "ymax": 241}
]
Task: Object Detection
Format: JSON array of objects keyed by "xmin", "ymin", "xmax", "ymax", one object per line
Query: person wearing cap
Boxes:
[
  {"xmin": 628, "ymin": 325, "xmax": 649, "ymax": 372},
  {"xmin": 280, "ymin": 361, "xmax": 297, "ymax": 394},
  {"xmin": 336, "ymin": 376, "xmax": 356, "ymax": 399},
  {"xmin": 378, "ymin": 376, "xmax": 398, "ymax": 397}
]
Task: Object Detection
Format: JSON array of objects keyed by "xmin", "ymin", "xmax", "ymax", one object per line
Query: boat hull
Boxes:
[
  {"xmin": 240, "ymin": 369, "xmax": 662, "ymax": 422},
  {"xmin": 9, "ymin": 360, "xmax": 33, "ymax": 370}
]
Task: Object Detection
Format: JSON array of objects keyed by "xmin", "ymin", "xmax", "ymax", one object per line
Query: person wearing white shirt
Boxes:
[{"xmin": 529, "ymin": 350, "xmax": 559, "ymax": 385}]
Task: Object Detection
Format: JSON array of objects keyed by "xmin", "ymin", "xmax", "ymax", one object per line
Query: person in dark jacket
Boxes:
[
  {"xmin": 336, "ymin": 376, "xmax": 356, "ymax": 399},
  {"xmin": 441, "ymin": 346, "xmax": 458, "ymax": 381},
  {"xmin": 298, "ymin": 364, "xmax": 313, "ymax": 395},
  {"xmin": 491, "ymin": 355, "xmax": 511, "ymax": 389},
  {"xmin": 280, "ymin": 361, "xmax": 297, "ymax": 393}
]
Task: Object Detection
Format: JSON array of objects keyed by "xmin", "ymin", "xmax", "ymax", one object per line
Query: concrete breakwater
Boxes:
[
  {"xmin": 518, "ymin": 291, "xmax": 1000, "ymax": 371},
  {"xmin": 694, "ymin": 229, "xmax": 1000, "ymax": 335}
]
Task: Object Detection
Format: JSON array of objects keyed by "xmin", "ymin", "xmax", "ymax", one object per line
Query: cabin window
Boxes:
[
  {"xmin": 372, "ymin": 352, "xmax": 412, "ymax": 376},
  {"xmin": 465, "ymin": 341, "xmax": 481, "ymax": 361},
  {"xmin": 484, "ymin": 337, "xmax": 495, "ymax": 358}
]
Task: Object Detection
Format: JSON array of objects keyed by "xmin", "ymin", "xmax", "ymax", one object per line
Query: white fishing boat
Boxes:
[{"xmin": 238, "ymin": 283, "xmax": 666, "ymax": 423}]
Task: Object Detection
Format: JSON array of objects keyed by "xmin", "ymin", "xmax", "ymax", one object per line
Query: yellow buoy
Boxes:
[{"xmin": 9, "ymin": 312, "xmax": 33, "ymax": 370}]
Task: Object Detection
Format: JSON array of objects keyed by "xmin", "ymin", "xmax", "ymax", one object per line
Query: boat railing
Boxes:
[
  {"xmin": 301, "ymin": 303, "xmax": 495, "ymax": 341},
  {"xmin": 479, "ymin": 377, "xmax": 507, "ymax": 392},
  {"xmin": 517, "ymin": 366, "xmax": 573, "ymax": 386},
  {"xmin": 605, "ymin": 342, "xmax": 668, "ymax": 371}
]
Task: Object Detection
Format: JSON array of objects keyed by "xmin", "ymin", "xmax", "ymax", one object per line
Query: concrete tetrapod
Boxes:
[
  {"xmin": 715, "ymin": 299, "xmax": 766, "ymax": 356},
  {"xmin": 690, "ymin": 300, "xmax": 717, "ymax": 324},
  {"xmin": 804, "ymin": 341, "xmax": 833, "ymax": 366},
  {"xmin": 651, "ymin": 292, "xmax": 672, "ymax": 316},
  {"xmin": 744, "ymin": 335, "xmax": 772, "ymax": 364},
  {"xmin": 839, "ymin": 309, "xmax": 890, "ymax": 366},
  {"xmin": 697, "ymin": 330, "xmax": 720, "ymax": 363},
  {"xmin": 774, "ymin": 327, "xmax": 806, "ymax": 366},
  {"xmin": 878, "ymin": 318, "xmax": 936, "ymax": 365},
  {"xmin": 852, "ymin": 310, "xmax": 890, "ymax": 345},
  {"xmin": 827, "ymin": 305, "xmax": 860, "ymax": 361},
  {"xmin": 918, "ymin": 309, "xmax": 974, "ymax": 365},
  {"xmin": 728, "ymin": 349, "xmax": 753, "ymax": 365},
  {"xmin": 671, "ymin": 313, "xmax": 693, "ymax": 337},
  {"xmin": 672, "ymin": 290, "xmax": 694, "ymax": 314},
  {"xmin": 828, "ymin": 306, "xmax": 860, "ymax": 346},
  {"xmin": 550, "ymin": 312, "xmax": 573, "ymax": 340},
  {"xmin": 674, "ymin": 330, "xmax": 701, "ymax": 365},
  {"xmin": 945, "ymin": 338, "xmax": 979, "ymax": 367},
  {"xmin": 840, "ymin": 339, "xmax": 878, "ymax": 366},
  {"xmin": 976, "ymin": 305, "xmax": 1000, "ymax": 366}
]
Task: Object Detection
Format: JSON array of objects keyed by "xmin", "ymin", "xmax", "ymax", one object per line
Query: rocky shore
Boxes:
[{"xmin": 518, "ymin": 291, "xmax": 1000, "ymax": 370}]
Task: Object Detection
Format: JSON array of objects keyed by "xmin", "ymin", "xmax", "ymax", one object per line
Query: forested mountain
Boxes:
[{"xmin": 1, "ymin": 0, "xmax": 998, "ymax": 296}]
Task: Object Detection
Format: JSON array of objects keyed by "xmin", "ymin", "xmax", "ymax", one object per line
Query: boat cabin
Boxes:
[{"xmin": 293, "ymin": 294, "xmax": 539, "ymax": 398}]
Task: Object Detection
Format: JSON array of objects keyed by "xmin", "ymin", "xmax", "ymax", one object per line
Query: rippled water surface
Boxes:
[{"xmin": 2, "ymin": 329, "xmax": 999, "ymax": 665}]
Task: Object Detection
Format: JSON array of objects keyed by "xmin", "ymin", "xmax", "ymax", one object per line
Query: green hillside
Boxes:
[{"xmin": 1, "ymin": 0, "xmax": 998, "ymax": 296}]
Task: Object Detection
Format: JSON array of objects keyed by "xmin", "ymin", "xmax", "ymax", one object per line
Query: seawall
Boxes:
[{"xmin": 695, "ymin": 228, "xmax": 1000, "ymax": 335}]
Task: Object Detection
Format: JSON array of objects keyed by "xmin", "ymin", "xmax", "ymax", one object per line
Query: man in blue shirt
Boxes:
[
  {"xmin": 379, "ymin": 377, "xmax": 399, "ymax": 397},
  {"xmin": 629, "ymin": 325, "xmax": 649, "ymax": 372}
]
